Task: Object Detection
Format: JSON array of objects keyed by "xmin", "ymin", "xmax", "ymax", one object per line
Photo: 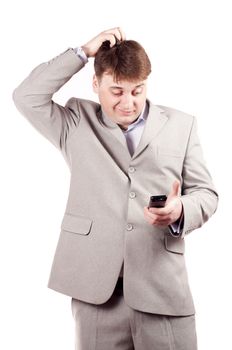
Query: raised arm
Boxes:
[{"xmin": 12, "ymin": 27, "xmax": 125, "ymax": 152}]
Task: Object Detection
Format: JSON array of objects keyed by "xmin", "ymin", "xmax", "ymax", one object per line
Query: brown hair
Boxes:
[{"xmin": 94, "ymin": 40, "xmax": 151, "ymax": 82}]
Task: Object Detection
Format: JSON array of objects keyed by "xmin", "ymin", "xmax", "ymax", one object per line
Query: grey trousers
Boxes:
[{"xmin": 71, "ymin": 288, "xmax": 198, "ymax": 350}]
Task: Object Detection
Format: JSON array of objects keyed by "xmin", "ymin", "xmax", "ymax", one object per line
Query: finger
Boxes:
[
  {"xmin": 144, "ymin": 209, "xmax": 169, "ymax": 224},
  {"xmin": 155, "ymin": 216, "xmax": 172, "ymax": 225},
  {"xmin": 107, "ymin": 34, "xmax": 117, "ymax": 47},
  {"xmin": 164, "ymin": 197, "xmax": 181, "ymax": 214},
  {"xmin": 151, "ymin": 216, "xmax": 173, "ymax": 226},
  {"xmin": 172, "ymin": 180, "xmax": 180, "ymax": 196},
  {"xmin": 100, "ymin": 32, "xmax": 116, "ymax": 47},
  {"xmin": 168, "ymin": 180, "xmax": 180, "ymax": 200},
  {"xmin": 144, "ymin": 207, "xmax": 175, "ymax": 226},
  {"xmin": 145, "ymin": 213, "xmax": 172, "ymax": 226},
  {"xmin": 117, "ymin": 27, "xmax": 126, "ymax": 41},
  {"xmin": 148, "ymin": 206, "xmax": 172, "ymax": 216},
  {"xmin": 105, "ymin": 27, "xmax": 125, "ymax": 43},
  {"xmin": 144, "ymin": 206, "xmax": 157, "ymax": 220},
  {"xmin": 110, "ymin": 27, "xmax": 123, "ymax": 42}
]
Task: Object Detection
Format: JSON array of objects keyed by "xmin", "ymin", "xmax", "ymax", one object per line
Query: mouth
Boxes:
[{"xmin": 117, "ymin": 109, "xmax": 135, "ymax": 116}]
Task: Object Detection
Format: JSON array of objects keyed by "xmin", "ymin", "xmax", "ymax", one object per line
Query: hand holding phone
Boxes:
[{"xmin": 148, "ymin": 195, "xmax": 167, "ymax": 208}]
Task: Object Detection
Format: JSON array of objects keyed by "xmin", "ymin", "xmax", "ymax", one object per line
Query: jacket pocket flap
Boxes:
[
  {"xmin": 164, "ymin": 235, "xmax": 185, "ymax": 254},
  {"xmin": 61, "ymin": 213, "xmax": 92, "ymax": 235}
]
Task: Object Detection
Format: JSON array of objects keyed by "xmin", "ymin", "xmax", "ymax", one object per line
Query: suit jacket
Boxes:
[{"xmin": 13, "ymin": 48, "xmax": 218, "ymax": 316}]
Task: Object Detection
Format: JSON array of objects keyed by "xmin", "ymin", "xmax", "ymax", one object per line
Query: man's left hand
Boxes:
[{"xmin": 144, "ymin": 180, "xmax": 183, "ymax": 226}]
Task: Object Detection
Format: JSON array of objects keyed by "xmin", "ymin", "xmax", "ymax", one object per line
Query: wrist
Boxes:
[{"xmin": 81, "ymin": 45, "xmax": 90, "ymax": 58}]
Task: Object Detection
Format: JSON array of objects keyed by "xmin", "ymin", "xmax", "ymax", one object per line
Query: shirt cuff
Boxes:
[
  {"xmin": 168, "ymin": 211, "xmax": 184, "ymax": 237},
  {"xmin": 73, "ymin": 47, "xmax": 88, "ymax": 64}
]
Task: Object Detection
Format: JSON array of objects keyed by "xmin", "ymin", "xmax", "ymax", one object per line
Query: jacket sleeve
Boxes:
[
  {"xmin": 12, "ymin": 48, "xmax": 85, "ymax": 153},
  {"xmin": 180, "ymin": 116, "xmax": 219, "ymax": 237}
]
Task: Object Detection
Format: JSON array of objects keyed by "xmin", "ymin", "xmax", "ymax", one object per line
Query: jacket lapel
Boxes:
[
  {"xmin": 96, "ymin": 101, "xmax": 168, "ymax": 166},
  {"xmin": 96, "ymin": 110, "xmax": 132, "ymax": 176},
  {"xmin": 98, "ymin": 109, "xmax": 131, "ymax": 157},
  {"xmin": 132, "ymin": 101, "xmax": 168, "ymax": 159}
]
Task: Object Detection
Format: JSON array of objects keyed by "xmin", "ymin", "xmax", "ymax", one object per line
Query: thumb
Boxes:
[{"xmin": 167, "ymin": 180, "xmax": 180, "ymax": 201}]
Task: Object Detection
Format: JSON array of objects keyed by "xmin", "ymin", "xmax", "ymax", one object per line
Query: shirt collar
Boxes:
[{"xmin": 100, "ymin": 100, "xmax": 149, "ymax": 131}]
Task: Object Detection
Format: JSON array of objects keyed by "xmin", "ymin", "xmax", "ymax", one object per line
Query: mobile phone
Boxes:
[{"xmin": 148, "ymin": 195, "xmax": 167, "ymax": 208}]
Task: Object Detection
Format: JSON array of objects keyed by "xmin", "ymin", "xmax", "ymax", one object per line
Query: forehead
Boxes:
[{"xmin": 99, "ymin": 73, "xmax": 146, "ymax": 89}]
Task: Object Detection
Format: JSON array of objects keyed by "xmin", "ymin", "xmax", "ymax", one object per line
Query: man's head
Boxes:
[{"xmin": 93, "ymin": 40, "xmax": 151, "ymax": 130}]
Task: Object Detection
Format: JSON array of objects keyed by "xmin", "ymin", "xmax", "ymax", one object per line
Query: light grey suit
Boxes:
[{"xmin": 13, "ymin": 48, "xmax": 218, "ymax": 319}]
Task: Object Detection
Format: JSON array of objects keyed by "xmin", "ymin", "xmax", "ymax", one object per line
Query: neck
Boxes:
[{"xmin": 118, "ymin": 124, "xmax": 128, "ymax": 131}]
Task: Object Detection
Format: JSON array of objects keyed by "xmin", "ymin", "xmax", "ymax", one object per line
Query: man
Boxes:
[{"xmin": 13, "ymin": 27, "xmax": 218, "ymax": 349}]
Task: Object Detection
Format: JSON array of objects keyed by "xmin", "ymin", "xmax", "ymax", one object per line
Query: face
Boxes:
[{"xmin": 93, "ymin": 73, "xmax": 147, "ymax": 130}]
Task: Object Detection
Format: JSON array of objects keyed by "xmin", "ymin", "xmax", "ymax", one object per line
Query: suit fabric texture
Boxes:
[
  {"xmin": 71, "ymin": 294, "xmax": 198, "ymax": 350},
  {"xmin": 13, "ymin": 48, "xmax": 218, "ymax": 317}
]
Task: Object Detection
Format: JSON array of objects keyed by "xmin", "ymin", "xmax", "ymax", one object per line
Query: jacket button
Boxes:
[
  {"xmin": 129, "ymin": 192, "xmax": 136, "ymax": 199},
  {"xmin": 126, "ymin": 224, "xmax": 134, "ymax": 231},
  {"xmin": 128, "ymin": 167, "xmax": 135, "ymax": 173}
]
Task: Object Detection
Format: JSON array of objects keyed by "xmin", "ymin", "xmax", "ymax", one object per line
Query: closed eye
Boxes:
[
  {"xmin": 112, "ymin": 92, "xmax": 122, "ymax": 96},
  {"xmin": 133, "ymin": 88, "xmax": 143, "ymax": 96}
]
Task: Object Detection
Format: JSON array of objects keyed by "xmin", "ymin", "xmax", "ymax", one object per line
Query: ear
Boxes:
[{"xmin": 92, "ymin": 74, "xmax": 99, "ymax": 94}]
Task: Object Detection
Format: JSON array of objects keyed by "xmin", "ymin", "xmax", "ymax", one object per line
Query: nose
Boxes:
[{"xmin": 120, "ymin": 94, "xmax": 134, "ymax": 110}]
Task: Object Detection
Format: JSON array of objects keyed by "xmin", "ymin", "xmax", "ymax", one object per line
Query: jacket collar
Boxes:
[
  {"xmin": 132, "ymin": 100, "xmax": 168, "ymax": 159},
  {"xmin": 98, "ymin": 99, "xmax": 168, "ymax": 159}
]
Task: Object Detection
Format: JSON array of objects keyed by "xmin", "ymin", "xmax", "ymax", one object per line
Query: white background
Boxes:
[{"xmin": 1, "ymin": 0, "xmax": 231, "ymax": 349}]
